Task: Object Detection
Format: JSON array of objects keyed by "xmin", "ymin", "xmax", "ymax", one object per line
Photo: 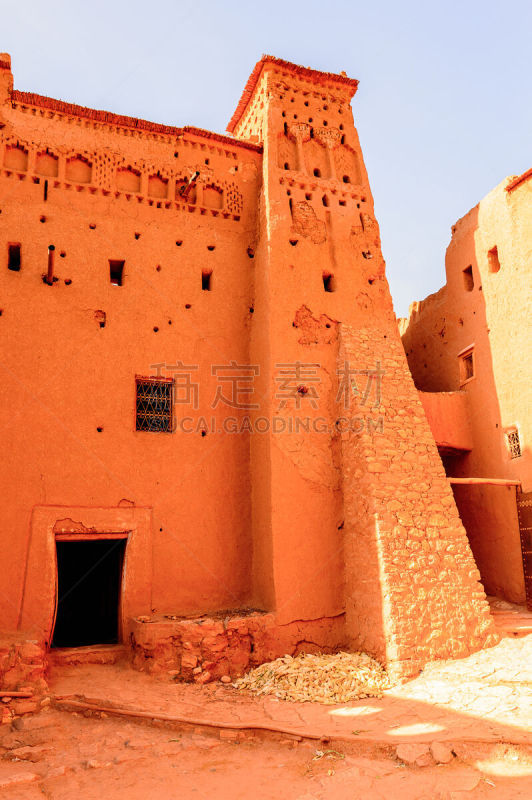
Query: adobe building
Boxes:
[
  {"xmin": 0, "ymin": 52, "xmax": 498, "ymax": 690},
  {"xmin": 400, "ymin": 171, "xmax": 532, "ymax": 610}
]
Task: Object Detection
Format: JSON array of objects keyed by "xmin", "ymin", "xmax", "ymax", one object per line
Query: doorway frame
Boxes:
[
  {"xmin": 18, "ymin": 506, "xmax": 152, "ymax": 646},
  {"xmin": 52, "ymin": 533, "xmax": 129, "ymax": 648}
]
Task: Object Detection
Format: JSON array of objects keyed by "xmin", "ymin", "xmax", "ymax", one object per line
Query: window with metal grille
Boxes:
[
  {"xmin": 506, "ymin": 429, "xmax": 522, "ymax": 459},
  {"xmin": 135, "ymin": 377, "xmax": 174, "ymax": 432}
]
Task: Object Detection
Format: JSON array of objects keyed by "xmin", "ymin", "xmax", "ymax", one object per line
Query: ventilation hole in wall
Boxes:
[
  {"xmin": 368, "ymin": 278, "xmax": 375, "ymax": 285},
  {"xmin": 313, "ymin": 168, "xmax": 321, "ymax": 177},
  {"xmin": 95, "ymin": 310, "xmax": 106, "ymax": 328},
  {"xmin": 202, "ymin": 271, "xmax": 212, "ymax": 291},
  {"xmin": 308, "ymin": 117, "xmax": 313, "ymax": 123},
  {"xmin": 282, "ymin": 111, "xmax": 286, "ymax": 117},
  {"xmin": 43, "ymin": 179, "xmax": 48, "ymax": 202},
  {"xmin": 0, "ymin": 309, "xmax": 3, "ymax": 316},
  {"xmin": 323, "ymin": 273, "xmax": 336, "ymax": 292},
  {"xmin": 204, "ymin": 158, "xmax": 210, "ymax": 165},
  {"xmin": 288, "ymin": 197, "xmax": 293, "ymax": 216},
  {"xmin": 286, "ymin": 189, "xmax": 291, "ymax": 196},
  {"xmin": 40, "ymin": 215, "xmax": 46, "ymax": 223},
  {"xmin": 322, "ymin": 195, "xmax": 329, "ymax": 207},
  {"xmin": 89, "ymin": 223, "xmax": 96, "ymax": 230},
  {"xmin": 339, "ymin": 123, "xmax": 344, "ymax": 130},
  {"xmin": 207, "ymin": 245, "xmax": 215, "ymax": 251},
  {"xmin": 64, "ymin": 278, "xmax": 72, "ymax": 285},
  {"xmin": 8, "ymin": 243, "xmax": 21, "ymax": 271},
  {"xmin": 176, "ymin": 240, "xmax": 183, "ymax": 246},
  {"xmin": 290, "ymin": 97, "xmax": 294, "ymax": 103},
  {"xmin": 247, "ymin": 247, "xmax": 255, "ymax": 259},
  {"xmin": 462, "ymin": 265, "xmax": 474, "ymax": 291},
  {"xmin": 305, "ymin": 193, "xmax": 312, "ymax": 200},
  {"xmin": 185, "ymin": 303, "xmax": 191, "ymax": 309},
  {"xmin": 304, "ymin": 100, "xmax": 309, "ymax": 106},
  {"xmin": 168, "ymin": 319, "xmax": 172, "ymax": 325},
  {"xmin": 323, "ymin": 104, "xmax": 328, "ymax": 110},
  {"xmin": 339, "ymin": 200, "xmax": 346, "ymax": 206},
  {"xmin": 362, "ymin": 251, "xmax": 372, "ymax": 259},
  {"xmin": 361, "ymin": 197, "xmax": 366, "ymax": 202},
  {"xmin": 342, "ymin": 175, "xmax": 350, "ymax": 183},
  {"xmin": 289, "ymin": 239, "xmax": 298, "ymax": 247},
  {"xmin": 283, "ymin": 122, "xmax": 288, "ymax": 134},
  {"xmin": 249, "ymin": 306, "xmax": 254, "ymax": 313},
  {"xmin": 323, "ymin": 120, "xmax": 328, "ymax": 126},
  {"xmin": 284, "ymin": 162, "xmax": 290, "ymax": 170},
  {"xmin": 488, "ymin": 245, "xmax": 501, "ymax": 273},
  {"xmin": 109, "ymin": 260, "xmax": 125, "ymax": 286},
  {"xmin": 174, "ymin": 152, "xmax": 179, "ymax": 158},
  {"xmin": 234, "ymin": 166, "xmax": 238, "ymax": 173},
  {"xmin": 153, "ymin": 326, "xmax": 159, "ymax": 332},
  {"xmin": 325, "ymin": 323, "xmax": 331, "ymax": 328},
  {"xmin": 340, "ymin": 135, "xmax": 345, "ymax": 145},
  {"xmin": 96, "ymin": 426, "xmax": 103, "ymax": 433},
  {"xmin": 134, "ymin": 232, "xmax": 141, "ymax": 240},
  {"xmin": 156, "ymin": 265, "xmax": 161, "ymax": 272},
  {"xmin": 201, "ymin": 430, "xmax": 207, "ymax": 437}
]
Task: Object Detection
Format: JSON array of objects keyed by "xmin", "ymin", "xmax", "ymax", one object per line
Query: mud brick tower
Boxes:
[{"xmin": 0, "ymin": 53, "xmax": 496, "ymax": 688}]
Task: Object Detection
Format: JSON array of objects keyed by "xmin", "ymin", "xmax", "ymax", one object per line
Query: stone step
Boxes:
[{"xmin": 49, "ymin": 645, "xmax": 128, "ymax": 666}]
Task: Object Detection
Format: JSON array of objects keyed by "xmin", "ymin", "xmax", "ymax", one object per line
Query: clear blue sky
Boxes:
[{"xmin": 3, "ymin": 0, "xmax": 531, "ymax": 316}]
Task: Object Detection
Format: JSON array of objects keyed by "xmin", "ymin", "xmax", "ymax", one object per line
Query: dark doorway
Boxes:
[{"xmin": 52, "ymin": 538, "xmax": 126, "ymax": 648}]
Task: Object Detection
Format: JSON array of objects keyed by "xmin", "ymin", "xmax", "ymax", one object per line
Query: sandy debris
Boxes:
[{"xmin": 234, "ymin": 651, "xmax": 390, "ymax": 704}]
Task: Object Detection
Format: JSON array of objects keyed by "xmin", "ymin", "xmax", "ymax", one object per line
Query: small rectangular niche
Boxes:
[
  {"xmin": 458, "ymin": 346, "xmax": 475, "ymax": 384},
  {"xmin": 488, "ymin": 246, "xmax": 501, "ymax": 273},
  {"xmin": 462, "ymin": 265, "xmax": 474, "ymax": 291},
  {"xmin": 8, "ymin": 243, "xmax": 21, "ymax": 271},
  {"xmin": 505, "ymin": 427, "xmax": 522, "ymax": 459},
  {"xmin": 323, "ymin": 273, "xmax": 336, "ymax": 292},
  {"xmin": 109, "ymin": 260, "xmax": 125, "ymax": 286},
  {"xmin": 201, "ymin": 270, "xmax": 212, "ymax": 291}
]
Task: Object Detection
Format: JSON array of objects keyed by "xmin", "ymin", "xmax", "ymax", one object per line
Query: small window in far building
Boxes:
[
  {"xmin": 8, "ymin": 243, "xmax": 21, "ymax": 271},
  {"xmin": 462, "ymin": 265, "xmax": 474, "ymax": 291},
  {"xmin": 488, "ymin": 246, "xmax": 501, "ymax": 273},
  {"xmin": 505, "ymin": 428, "xmax": 522, "ymax": 459},
  {"xmin": 135, "ymin": 377, "xmax": 174, "ymax": 432},
  {"xmin": 459, "ymin": 348, "xmax": 475, "ymax": 384},
  {"xmin": 109, "ymin": 260, "xmax": 125, "ymax": 286}
]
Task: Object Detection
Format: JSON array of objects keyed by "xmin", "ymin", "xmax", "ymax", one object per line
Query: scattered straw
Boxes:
[{"xmin": 234, "ymin": 651, "xmax": 390, "ymax": 704}]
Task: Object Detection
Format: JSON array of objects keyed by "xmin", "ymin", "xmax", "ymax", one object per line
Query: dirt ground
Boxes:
[{"xmin": 1, "ymin": 706, "xmax": 532, "ymax": 799}]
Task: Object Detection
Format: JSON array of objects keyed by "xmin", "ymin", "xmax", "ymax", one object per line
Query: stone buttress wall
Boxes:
[{"xmin": 339, "ymin": 323, "xmax": 499, "ymax": 679}]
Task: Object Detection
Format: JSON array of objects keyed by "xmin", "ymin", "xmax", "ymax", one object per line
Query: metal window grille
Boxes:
[
  {"xmin": 506, "ymin": 429, "xmax": 522, "ymax": 459},
  {"xmin": 135, "ymin": 378, "xmax": 174, "ymax": 432}
]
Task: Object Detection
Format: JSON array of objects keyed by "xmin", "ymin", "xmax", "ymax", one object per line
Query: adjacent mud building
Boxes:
[{"xmin": 0, "ymin": 53, "xmax": 499, "ymax": 689}]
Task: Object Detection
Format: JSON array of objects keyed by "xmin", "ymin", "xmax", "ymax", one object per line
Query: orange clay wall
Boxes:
[
  {"xmin": 0, "ymin": 54, "xmax": 262, "ymax": 629},
  {"xmin": 400, "ymin": 175, "xmax": 531, "ymax": 603},
  {"xmin": 0, "ymin": 53, "xmax": 499, "ymax": 679},
  {"xmin": 233, "ymin": 59, "xmax": 496, "ymax": 678}
]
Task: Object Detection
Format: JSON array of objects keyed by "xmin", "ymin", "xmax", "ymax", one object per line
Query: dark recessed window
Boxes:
[
  {"xmin": 202, "ymin": 271, "xmax": 212, "ymax": 291},
  {"xmin": 313, "ymin": 168, "xmax": 321, "ymax": 177},
  {"xmin": 462, "ymin": 265, "xmax": 474, "ymax": 291},
  {"xmin": 323, "ymin": 273, "xmax": 336, "ymax": 292},
  {"xmin": 109, "ymin": 260, "xmax": 125, "ymax": 286},
  {"xmin": 135, "ymin": 377, "xmax": 174, "ymax": 432},
  {"xmin": 488, "ymin": 246, "xmax": 501, "ymax": 273},
  {"xmin": 8, "ymin": 243, "xmax": 21, "ymax": 271}
]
